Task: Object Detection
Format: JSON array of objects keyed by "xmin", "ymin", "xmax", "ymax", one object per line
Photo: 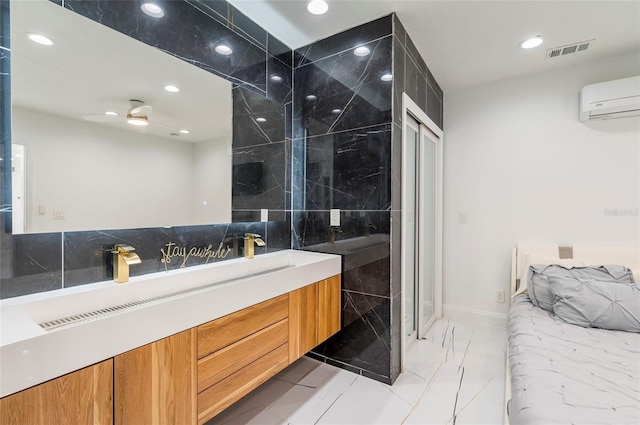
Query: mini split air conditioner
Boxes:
[{"xmin": 580, "ymin": 75, "xmax": 640, "ymax": 121}]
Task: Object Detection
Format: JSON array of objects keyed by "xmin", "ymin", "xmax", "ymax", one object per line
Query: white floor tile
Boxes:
[
  {"xmin": 205, "ymin": 319, "xmax": 507, "ymax": 425},
  {"xmin": 316, "ymin": 376, "xmax": 412, "ymax": 425}
]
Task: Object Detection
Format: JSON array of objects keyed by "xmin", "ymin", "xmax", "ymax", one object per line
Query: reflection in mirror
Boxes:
[
  {"xmin": 231, "ymin": 87, "xmax": 287, "ymax": 222},
  {"xmin": 10, "ymin": 0, "xmax": 234, "ymax": 234}
]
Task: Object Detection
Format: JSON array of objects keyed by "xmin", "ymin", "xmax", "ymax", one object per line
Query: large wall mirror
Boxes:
[{"xmin": 8, "ymin": 0, "xmax": 287, "ymax": 234}]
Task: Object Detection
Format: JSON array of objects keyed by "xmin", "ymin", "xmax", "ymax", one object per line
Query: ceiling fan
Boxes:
[{"xmin": 83, "ymin": 99, "xmax": 160, "ymax": 127}]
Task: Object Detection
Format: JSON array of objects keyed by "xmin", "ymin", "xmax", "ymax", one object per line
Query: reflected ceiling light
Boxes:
[
  {"xmin": 27, "ymin": 33, "xmax": 54, "ymax": 46},
  {"xmin": 105, "ymin": 111, "xmax": 118, "ymax": 116},
  {"xmin": 164, "ymin": 85, "xmax": 180, "ymax": 92},
  {"xmin": 305, "ymin": 94, "xmax": 317, "ymax": 101},
  {"xmin": 353, "ymin": 46, "xmax": 370, "ymax": 56},
  {"xmin": 127, "ymin": 115, "xmax": 149, "ymax": 126},
  {"xmin": 306, "ymin": 0, "xmax": 328, "ymax": 15},
  {"xmin": 179, "ymin": 129, "xmax": 190, "ymax": 134},
  {"xmin": 381, "ymin": 73, "xmax": 393, "ymax": 82},
  {"xmin": 215, "ymin": 44, "xmax": 233, "ymax": 55},
  {"xmin": 256, "ymin": 117, "xmax": 267, "ymax": 123},
  {"xmin": 270, "ymin": 75, "xmax": 283, "ymax": 82},
  {"xmin": 520, "ymin": 36, "xmax": 543, "ymax": 49},
  {"xmin": 331, "ymin": 108, "xmax": 342, "ymax": 114},
  {"xmin": 141, "ymin": 3, "xmax": 165, "ymax": 18}
]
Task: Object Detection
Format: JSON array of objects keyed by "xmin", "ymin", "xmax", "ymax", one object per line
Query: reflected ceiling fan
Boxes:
[{"xmin": 83, "ymin": 99, "xmax": 165, "ymax": 128}]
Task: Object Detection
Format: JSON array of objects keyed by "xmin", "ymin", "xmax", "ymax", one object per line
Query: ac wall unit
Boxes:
[{"xmin": 580, "ymin": 75, "xmax": 640, "ymax": 121}]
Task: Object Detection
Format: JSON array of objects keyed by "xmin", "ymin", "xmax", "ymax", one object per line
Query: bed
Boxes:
[{"xmin": 505, "ymin": 244, "xmax": 640, "ymax": 425}]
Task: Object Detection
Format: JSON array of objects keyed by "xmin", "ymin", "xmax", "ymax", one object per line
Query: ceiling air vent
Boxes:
[{"xmin": 546, "ymin": 39, "xmax": 594, "ymax": 59}]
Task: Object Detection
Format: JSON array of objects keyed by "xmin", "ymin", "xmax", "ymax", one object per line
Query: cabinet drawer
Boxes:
[
  {"xmin": 197, "ymin": 318, "xmax": 288, "ymax": 392},
  {"xmin": 197, "ymin": 343, "xmax": 289, "ymax": 424},
  {"xmin": 197, "ymin": 294, "xmax": 288, "ymax": 359}
]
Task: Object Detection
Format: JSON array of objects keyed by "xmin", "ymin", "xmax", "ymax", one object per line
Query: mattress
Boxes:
[{"xmin": 508, "ymin": 295, "xmax": 640, "ymax": 425}]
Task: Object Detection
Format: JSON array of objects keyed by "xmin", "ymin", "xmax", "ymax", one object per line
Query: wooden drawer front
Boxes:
[
  {"xmin": 197, "ymin": 343, "xmax": 289, "ymax": 424},
  {"xmin": 197, "ymin": 318, "xmax": 288, "ymax": 392},
  {"xmin": 197, "ymin": 294, "xmax": 288, "ymax": 359},
  {"xmin": 318, "ymin": 275, "xmax": 342, "ymax": 342}
]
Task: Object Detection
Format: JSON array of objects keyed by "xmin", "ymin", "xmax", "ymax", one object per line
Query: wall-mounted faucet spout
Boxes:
[
  {"xmin": 112, "ymin": 244, "xmax": 141, "ymax": 283},
  {"xmin": 243, "ymin": 233, "xmax": 265, "ymax": 259}
]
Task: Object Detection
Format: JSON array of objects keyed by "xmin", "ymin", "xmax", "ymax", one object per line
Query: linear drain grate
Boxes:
[
  {"xmin": 37, "ymin": 264, "xmax": 293, "ymax": 331},
  {"xmin": 38, "ymin": 286, "xmax": 197, "ymax": 331}
]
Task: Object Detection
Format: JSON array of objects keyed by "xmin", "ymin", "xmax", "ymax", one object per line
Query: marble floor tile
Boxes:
[{"xmin": 205, "ymin": 319, "xmax": 507, "ymax": 425}]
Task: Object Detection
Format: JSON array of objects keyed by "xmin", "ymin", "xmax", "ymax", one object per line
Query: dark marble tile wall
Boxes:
[
  {"xmin": 0, "ymin": 0, "xmax": 293, "ymax": 299},
  {"xmin": 392, "ymin": 15, "xmax": 443, "ymax": 129},
  {"xmin": 293, "ymin": 13, "xmax": 444, "ymax": 385},
  {"xmin": 293, "ymin": 15, "xmax": 396, "ymax": 385}
]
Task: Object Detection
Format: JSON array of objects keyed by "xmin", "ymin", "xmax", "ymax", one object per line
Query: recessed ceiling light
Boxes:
[
  {"xmin": 354, "ymin": 46, "xmax": 370, "ymax": 57},
  {"xmin": 306, "ymin": 0, "xmax": 328, "ymax": 15},
  {"xmin": 105, "ymin": 111, "xmax": 118, "ymax": 116},
  {"xmin": 331, "ymin": 108, "xmax": 342, "ymax": 114},
  {"xmin": 215, "ymin": 44, "xmax": 233, "ymax": 55},
  {"xmin": 141, "ymin": 3, "xmax": 165, "ymax": 18},
  {"xmin": 256, "ymin": 117, "xmax": 267, "ymax": 123},
  {"xmin": 381, "ymin": 73, "xmax": 393, "ymax": 82},
  {"xmin": 179, "ymin": 129, "xmax": 190, "ymax": 134},
  {"xmin": 27, "ymin": 33, "xmax": 54, "ymax": 46},
  {"xmin": 305, "ymin": 94, "xmax": 317, "ymax": 101},
  {"xmin": 270, "ymin": 75, "xmax": 283, "ymax": 82},
  {"xmin": 164, "ymin": 85, "xmax": 180, "ymax": 93},
  {"xmin": 520, "ymin": 36, "xmax": 543, "ymax": 49}
]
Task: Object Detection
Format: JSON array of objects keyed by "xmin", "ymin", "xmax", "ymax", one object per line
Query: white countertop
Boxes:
[{"xmin": 0, "ymin": 250, "xmax": 341, "ymax": 398}]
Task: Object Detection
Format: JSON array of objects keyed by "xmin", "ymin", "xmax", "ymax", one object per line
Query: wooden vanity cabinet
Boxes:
[
  {"xmin": 0, "ymin": 359, "xmax": 113, "ymax": 425},
  {"xmin": 1, "ymin": 275, "xmax": 341, "ymax": 425},
  {"xmin": 196, "ymin": 294, "xmax": 289, "ymax": 424},
  {"xmin": 114, "ymin": 329, "xmax": 197, "ymax": 425},
  {"xmin": 289, "ymin": 274, "xmax": 341, "ymax": 363}
]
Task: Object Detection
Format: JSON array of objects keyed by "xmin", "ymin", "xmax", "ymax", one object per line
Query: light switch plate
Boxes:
[
  {"xmin": 459, "ymin": 211, "xmax": 468, "ymax": 224},
  {"xmin": 260, "ymin": 209, "xmax": 269, "ymax": 222},
  {"xmin": 330, "ymin": 209, "xmax": 340, "ymax": 227}
]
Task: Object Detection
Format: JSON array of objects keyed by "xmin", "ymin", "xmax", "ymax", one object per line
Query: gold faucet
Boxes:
[
  {"xmin": 243, "ymin": 233, "xmax": 265, "ymax": 259},
  {"xmin": 112, "ymin": 244, "xmax": 141, "ymax": 283}
]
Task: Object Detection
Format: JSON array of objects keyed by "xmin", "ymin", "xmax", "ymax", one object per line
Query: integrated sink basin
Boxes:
[
  {"xmin": 0, "ymin": 249, "xmax": 340, "ymax": 397},
  {"xmin": 20, "ymin": 251, "xmax": 298, "ymax": 331}
]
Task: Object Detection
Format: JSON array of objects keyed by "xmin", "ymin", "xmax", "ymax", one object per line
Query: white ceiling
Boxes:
[{"xmin": 228, "ymin": 0, "xmax": 640, "ymax": 91}]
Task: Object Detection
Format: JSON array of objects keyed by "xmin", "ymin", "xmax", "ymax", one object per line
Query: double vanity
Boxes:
[{"xmin": 0, "ymin": 250, "xmax": 341, "ymax": 424}]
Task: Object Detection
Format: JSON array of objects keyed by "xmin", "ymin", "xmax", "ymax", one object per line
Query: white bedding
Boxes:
[{"xmin": 508, "ymin": 295, "xmax": 640, "ymax": 425}]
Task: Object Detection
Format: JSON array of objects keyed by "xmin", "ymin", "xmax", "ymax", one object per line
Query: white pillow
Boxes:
[
  {"xmin": 513, "ymin": 253, "xmax": 585, "ymax": 297},
  {"xmin": 573, "ymin": 244, "xmax": 640, "ymax": 280}
]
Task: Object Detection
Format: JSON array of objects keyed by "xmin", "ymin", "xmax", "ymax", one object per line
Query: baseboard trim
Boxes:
[{"xmin": 442, "ymin": 304, "xmax": 507, "ymax": 328}]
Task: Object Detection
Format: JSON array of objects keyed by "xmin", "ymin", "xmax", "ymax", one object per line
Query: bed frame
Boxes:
[{"xmin": 503, "ymin": 243, "xmax": 639, "ymax": 425}]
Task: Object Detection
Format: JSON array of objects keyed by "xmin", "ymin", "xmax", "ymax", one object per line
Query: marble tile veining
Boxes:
[{"xmin": 206, "ymin": 319, "xmax": 507, "ymax": 425}]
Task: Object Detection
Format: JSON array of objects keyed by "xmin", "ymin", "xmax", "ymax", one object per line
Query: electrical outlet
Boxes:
[{"xmin": 496, "ymin": 290, "xmax": 505, "ymax": 303}]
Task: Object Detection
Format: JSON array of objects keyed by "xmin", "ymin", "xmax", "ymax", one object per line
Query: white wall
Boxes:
[
  {"xmin": 12, "ymin": 107, "xmax": 231, "ymax": 233},
  {"xmin": 442, "ymin": 53, "xmax": 640, "ymax": 318}
]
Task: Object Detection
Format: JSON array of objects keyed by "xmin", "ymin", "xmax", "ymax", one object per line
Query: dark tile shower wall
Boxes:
[
  {"xmin": 292, "ymin": 15, "xmax": 396, "ymax": 383},
  {"xmin": 0, "ymin": 0, "xmax": 292, "ymax": 299},
  {"xmin": 294, "ymin": 14, "xmax": 443, "ymax": 385}
]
